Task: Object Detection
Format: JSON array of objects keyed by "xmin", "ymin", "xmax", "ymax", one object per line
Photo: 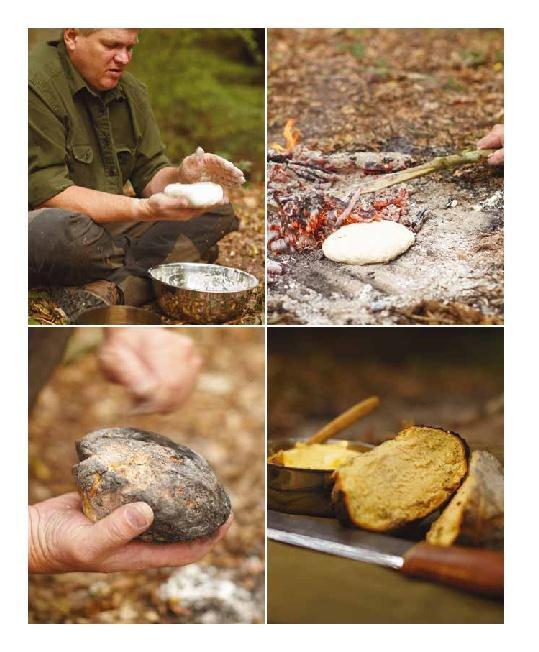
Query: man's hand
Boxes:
[
  {"xmin": 139, "ymin": 193, "xmax": 207, "ymax": 221},
  {"xmin": 178, "ymin": 147, "xmax": 245, "ymax": 187},
  {"xmin": 139, "ymin": 187, "xmax": 230, "ymax": 221},
  {"xmin": 477, "ymin": 124, "xmax": 504, "ymax": 166},
  {"xmin": 29, "ymin": 493, "xmax": 231, "ymax": 573},
  {"xmin": 98, "ymin": 328, "xmax": 202, "ymax": 414}
]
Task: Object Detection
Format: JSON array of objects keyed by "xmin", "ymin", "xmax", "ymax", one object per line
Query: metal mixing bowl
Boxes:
[
  {"xmin": 74, "ymin": 306, "xmax": 162, "ymax": 325},
  {"xmin": 149, "ymin": 262, "xmax": 259, "ymax": 324}
]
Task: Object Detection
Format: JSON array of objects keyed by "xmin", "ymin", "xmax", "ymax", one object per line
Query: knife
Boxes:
[{"xmin": 268, "ymin": 510, "xmax": 503, "ymax": 597}]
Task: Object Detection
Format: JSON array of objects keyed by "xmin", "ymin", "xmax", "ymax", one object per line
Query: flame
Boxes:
[{"xmin": 271, "ymin": 119, "xmax": 301, "ymax": 153}]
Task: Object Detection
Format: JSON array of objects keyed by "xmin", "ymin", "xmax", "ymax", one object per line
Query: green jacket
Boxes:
[{"xmin": 28, "ymin": 39, "xmax": 170, "ymax": 209}]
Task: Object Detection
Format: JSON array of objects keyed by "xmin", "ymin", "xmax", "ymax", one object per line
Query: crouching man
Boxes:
[{"xmin": 29, "ymin": 28, "xmax": 244, "ymax": 313}]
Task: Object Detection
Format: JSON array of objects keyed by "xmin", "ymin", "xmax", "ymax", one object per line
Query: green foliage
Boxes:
[
  {"xmin": 338, "ymin": 40, "xmax": 365, "ymax": 60},
  {"xmin": 129, "ymin": 29, "xmax": 265, "ymax": 180},
  {"xmin": 443, "ymin": 77, "xmax": 465, "ymax": 93},
  {"xmin": 459, "ymin": 49, "xmax": 487, "ymax": 68},
  {"xmin": 350, "ymin": 42, "xmax": 365, "ymax": 60}
]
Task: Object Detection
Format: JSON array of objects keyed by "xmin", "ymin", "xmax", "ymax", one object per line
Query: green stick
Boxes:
[{"xmin": 358, "ymin": 149, "xmax": 495, "ymax": 195}]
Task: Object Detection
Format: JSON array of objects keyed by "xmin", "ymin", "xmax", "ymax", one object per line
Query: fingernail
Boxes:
[{"xmin": 126, "ymin": 503, "xmax": 153, "ymax": 529}]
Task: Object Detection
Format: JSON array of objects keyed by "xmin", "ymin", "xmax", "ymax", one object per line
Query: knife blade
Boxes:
[
  {"xmin": 268, "ymin": 510, "xmax": 408, "ymax": 569},
  {"xmin": 268, "ymin": 510, "xmax": 503, "ymax": 597}
]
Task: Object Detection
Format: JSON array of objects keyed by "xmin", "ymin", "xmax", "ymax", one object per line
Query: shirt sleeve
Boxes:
[
  {"xmin": 129, "ymin": 84, "xmax": 171, "ymax": 196},
  {"xmin": 28, "ymin": 89, "xmax": 74, "ymax": 209}
]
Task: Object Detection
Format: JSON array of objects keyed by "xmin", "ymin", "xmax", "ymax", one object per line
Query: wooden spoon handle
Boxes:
[
  {"xmin": 402, "ymin": 542, "xmax": 504, "ymax": 597},
  {"xmin": 305, "ymin": 396, "xmax": 380, "ymax": 445}
]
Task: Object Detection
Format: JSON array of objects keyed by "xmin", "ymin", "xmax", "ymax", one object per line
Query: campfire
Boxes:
[
  {"xmin": 267, "ymin": 121, "xmax": 416, "ymax": 271},
  {"xmin": 270, "ymin": 118, "xmax": 301, "ymax": 153},
  {"xmin": 267, "ymin": 122, "xmax": 494, "ymax": 275}
]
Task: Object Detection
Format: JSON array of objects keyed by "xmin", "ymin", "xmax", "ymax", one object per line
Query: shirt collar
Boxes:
[{"xmin": 51, "ymin": 38, "xmax": 125, "ymax": 104}]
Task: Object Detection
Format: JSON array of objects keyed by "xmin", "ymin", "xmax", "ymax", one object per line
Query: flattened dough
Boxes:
[{"xmin": 322, "ymin": 221, "xmax": 415, "ymax": 265}]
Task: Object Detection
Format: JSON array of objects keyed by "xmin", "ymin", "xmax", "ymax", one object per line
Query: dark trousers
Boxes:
[{"xmin": 28, "ymin": 205, "xmax": 238, "ymax": 305}]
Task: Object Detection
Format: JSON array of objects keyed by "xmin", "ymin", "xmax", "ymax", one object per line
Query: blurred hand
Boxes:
[
  {"xmin": 29, "ymin": 493, "xmax": 231, "ymax": 573},
  {"xmin": 477, "ymin": 123, "xmax": 504, "ymax": 165},
  {"xmin": 98, "ymin": 328, "xmax": 203, "ymax": 414},
  {"xmin": 178, "ymin": 146, "xmax": 245, "ymax": 187}
]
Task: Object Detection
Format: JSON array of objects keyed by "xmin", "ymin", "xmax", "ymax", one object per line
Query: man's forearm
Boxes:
[{"xmin": 40, "ymin": 186, "xmax": 150, "ymax": 224}]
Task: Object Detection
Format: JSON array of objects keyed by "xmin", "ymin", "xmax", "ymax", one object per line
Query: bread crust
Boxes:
[
  {"xmin": 73, "ymin": 428, "xmax": 231, "ymax": 543},
  {"xmin": 426, "ymin": 450, "xmax": 503, "ymax": 549}
]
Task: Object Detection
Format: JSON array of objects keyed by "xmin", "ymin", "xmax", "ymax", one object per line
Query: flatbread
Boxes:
[{"xmin": 322, "ymin": 221, "xmax": 415, "ymax": 265}]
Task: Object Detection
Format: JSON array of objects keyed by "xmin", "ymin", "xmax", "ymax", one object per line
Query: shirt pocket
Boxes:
[
  {"xmin": 116, "ymin": 145, "xmax": 136, "ymax": 186},
  {"xmin": 66, "ymin": 145, "xmax": 95, "ymax": 188}
]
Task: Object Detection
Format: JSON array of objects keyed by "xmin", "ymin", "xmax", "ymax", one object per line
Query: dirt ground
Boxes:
[
  {"xmin": 268, "ymin": 29, "xmax": 504, "ymax": 325},
  {"xmin": 29, "ymin": 328, "xmax": 265, "ymax": 623},
  {"xmin": 29, "ymin": 183, "xmax": 265, "ymax": 326}
]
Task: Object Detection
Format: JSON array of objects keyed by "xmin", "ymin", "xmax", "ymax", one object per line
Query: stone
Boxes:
[{"xmin": 73, "ymin": 428, "xmax": 231, "ymax": 543}]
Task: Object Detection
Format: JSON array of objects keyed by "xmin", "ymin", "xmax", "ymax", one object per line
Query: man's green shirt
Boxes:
[{"xmin": 28, "ymin": 39, "xmax": 170, "ymax": 209}]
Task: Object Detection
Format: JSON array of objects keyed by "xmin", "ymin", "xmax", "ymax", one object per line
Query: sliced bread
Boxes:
[
  {"xmin": 332, "ymin": 426, "xmax": 469, "ymax": 532},
  {"xmin": 426, "ymin": 450, "xmax": 503, "ymax": 549}
]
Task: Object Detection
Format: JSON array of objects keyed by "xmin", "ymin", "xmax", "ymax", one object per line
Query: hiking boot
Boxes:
[
  {"xmin": 83, "ymin": 280, "xmax": 122, "ymax": 305},
  {"xmin": 48, "ymin": 280, "xmax": 122, "ymax": 322}
]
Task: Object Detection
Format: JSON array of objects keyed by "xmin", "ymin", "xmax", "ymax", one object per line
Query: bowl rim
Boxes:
[
  {"xmin": 148, "ymin": 262, "xmax": 259, "ymax": 293},
  {"xmin": 267, "ymin": 438, "xmax": 374, "ymax": 473},
  {"xmin": 73, "ymin": 305, "xmax": 161, "ymax": 325}
]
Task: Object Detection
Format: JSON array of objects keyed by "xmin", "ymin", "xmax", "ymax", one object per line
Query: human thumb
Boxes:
[{"xmin": 86, "ymin": 502, "xmax": 154, "ymax": 556}]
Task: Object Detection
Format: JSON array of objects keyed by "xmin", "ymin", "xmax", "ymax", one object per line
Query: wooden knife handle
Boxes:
[{"xmin": 402, "ymin": 542, "xmax": 504, "ymax": 597}]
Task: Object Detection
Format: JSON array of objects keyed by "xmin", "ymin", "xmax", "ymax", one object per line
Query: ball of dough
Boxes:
[
  {"xmin": 164, "ymin": 181, "xmax": 224, "ymax": 207},
  {"xmin": 322, "ymin": 221, "xmax": 415, "ymax": 265}
]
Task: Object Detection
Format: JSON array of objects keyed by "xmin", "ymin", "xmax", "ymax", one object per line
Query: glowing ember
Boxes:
[
  {"xmin": 267, "ymin": 148, "xmax": 416, "ymax": 270},
  {"xmin": 271, "ymin": 119, "xmax": 301, "ymax": 153},
  {"xmin": 268, "ymin": 188, "xmax": 409, "ymax": 253}
]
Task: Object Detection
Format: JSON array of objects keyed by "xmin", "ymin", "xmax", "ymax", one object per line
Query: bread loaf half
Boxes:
[
  {"xmin": 426, "ymin": 450, "xmax": 503, "ymax": 549},
  {"xmin": 73, "ymin": 428, "xmax": 231, "ymax": 543},
  {"xmin": 332, "ymin": 426, "xmax": 469, "ymax": 532}
]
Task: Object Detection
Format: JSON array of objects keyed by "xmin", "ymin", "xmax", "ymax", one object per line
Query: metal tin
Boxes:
[
  {"xmin": 149, "ymin": 262, "xmax": 259, "ymax": 324},
  {"xmin": 267, "ymin": 438, "xmax": 373, "ymax": 517},
  {"xmin": 74, "ymin": 305, "xmax": 161, "ymax": 325}
]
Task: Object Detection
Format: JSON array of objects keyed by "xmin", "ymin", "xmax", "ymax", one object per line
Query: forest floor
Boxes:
[
  {"xmin": 268, "ymin": 28, "xmax": 504, "ymax": 325},
  {"xmin": 29, "ymin": 183, "xmax": 265, "ymax": 326},
  {"xmin": 29, "ymin": 328, "xmax": 265, "ymax": 623}
]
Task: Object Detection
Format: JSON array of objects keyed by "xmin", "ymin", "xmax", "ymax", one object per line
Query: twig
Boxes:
[
  {"xmin": 358, "ymin": 149, "xmax": 495, "ymax": 195},
  {"xmin": 338, "ymin": 149, "xmax": 495, "ymax": 223}
]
